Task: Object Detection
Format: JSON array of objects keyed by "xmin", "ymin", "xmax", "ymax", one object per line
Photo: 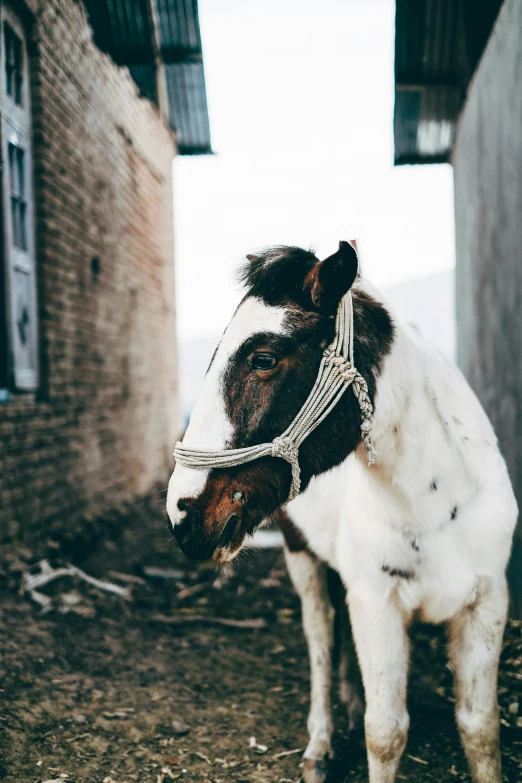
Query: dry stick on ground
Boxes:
[
  {"xmin": 406, "ymin": 754, "xmax": 429, "ymax": 765},
  {"xmin": 271, "ymin": 748, "xmax": 304, "ymax": 760},
  {"xmin": 176, "ymin": 583, "xmax": 209, "ymax": 600},
  {"xmin": 21, "ymin": 559, "xmax": 131, "ymax": 611},
  {"xmin": 151, "ymin": 613, "xmax": 266, "ymax": 630},
  {"xmin": 108, "ymin": 570, "xmax": 147, "ymax": 586}
]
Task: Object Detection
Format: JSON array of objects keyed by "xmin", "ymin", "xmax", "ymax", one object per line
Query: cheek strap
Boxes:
[{"xmin": 174, "ymin": 290, "xmax": 375, "ymax": 503}]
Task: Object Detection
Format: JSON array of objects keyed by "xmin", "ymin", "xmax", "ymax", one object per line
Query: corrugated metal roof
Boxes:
[
  {"xmin": 165, "ymin": 62, "xmax": 210, "ymax": 154},
  {"xmin": 84, "ymin": 0, "xmax": 155, "ymax": 63},
  {"xmin": 155, "ymin": 0, "xmax": 201, "ymax": 58},
  {"xmin": 394, "ymin": 0, "xmax": 503, "ymax": 165},
  {"xmin": 83, "ymin": 0, "xmax": 212, "ymax": 154}
]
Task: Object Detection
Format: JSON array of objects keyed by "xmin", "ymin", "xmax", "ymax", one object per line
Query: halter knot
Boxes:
[
  {"xmin": 352, "ymin": 371, "xmax": 376, "ymax": 464},
  {"xmin": 323, "ymin": 347, "xmax": 338, "ymax": 363},
  {"xmin": 271, "ymin": 436, "xmax": 301, "ymax": 501},
  {"xmin": 323, "ymin": 348, "xmax": 356, "ymax": 383},
  {"xmin": 271, "ymin": 436, "xmax": 298, "ymax": 463}
]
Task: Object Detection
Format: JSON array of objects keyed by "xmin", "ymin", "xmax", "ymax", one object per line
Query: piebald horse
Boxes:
[{"xmin": 167, "ymin": 243, "xmax": 517, "ymax": 783}]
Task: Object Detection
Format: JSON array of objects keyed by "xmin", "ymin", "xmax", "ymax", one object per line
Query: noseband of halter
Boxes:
[{"xmin": 174, "ymin": 291, "xmax": 376, "ymax": 502}]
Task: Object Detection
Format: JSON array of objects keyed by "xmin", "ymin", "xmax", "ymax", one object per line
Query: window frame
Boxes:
[
  {"xmin": 0, "ymin": 2, "xmax": 38, "ymax": 392},
  {"xmin": 4, "ymin": 18, "xmax": 23, "ymax": 106}
]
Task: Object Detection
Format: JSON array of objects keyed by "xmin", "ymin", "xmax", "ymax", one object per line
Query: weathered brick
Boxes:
[{"xmin": 0, "ymin": 0, "xmax": 179, "ymax": 545}]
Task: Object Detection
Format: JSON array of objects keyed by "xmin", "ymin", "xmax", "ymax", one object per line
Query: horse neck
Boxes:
[{"xmin": 362, "ymin": 321, "xmax": 451, "ymax": 498}]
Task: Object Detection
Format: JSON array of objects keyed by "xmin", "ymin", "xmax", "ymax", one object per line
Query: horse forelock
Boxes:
[{"xmin": 237, "ymin": 245, "xmax": 319, "ymax": 308}]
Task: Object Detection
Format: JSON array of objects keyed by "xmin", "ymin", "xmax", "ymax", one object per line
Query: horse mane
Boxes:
[{"xmin": 237, "ymin": 246, "xmax": 319, "ymax": 307}]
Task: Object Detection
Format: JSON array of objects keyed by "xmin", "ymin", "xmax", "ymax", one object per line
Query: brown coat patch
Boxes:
[{"xmin": 278, "ymin": 510, "xmax": 310, "ymax": 553}]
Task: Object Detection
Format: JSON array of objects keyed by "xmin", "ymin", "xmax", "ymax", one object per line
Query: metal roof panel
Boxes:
[
  {"xmin": 394, "ymin": 0, "xmax": 502, "ymax": 164},
  {"xmin": 83, "ymin": 0, "xmax": 212, "ymax": 154},
  {"xmin": 166, "ymin": 61, "xmax": 212, "ymax": 154},
  {"xmin": 155, "ymin": 0, "xmax": 201, "ymax": 56},
  {"xmin": 84, "ymin": 0, "xmax": 155, "ymax": 62}
]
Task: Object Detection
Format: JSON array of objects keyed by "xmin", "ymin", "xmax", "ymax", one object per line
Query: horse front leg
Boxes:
[
  {"xmin": 447, "ymin": 578, "xmax": 508, "ymax": 783},
  {"xmin": 347, "ymin": 585, "xmax": 410, "ymax": 783},
  {"xmin": 283, "ymin": 544, "xmax": 334, "ymax": 783},
  {"xmin": 336, "ymin": 585, "xmax": 364, "ymax": 731}
]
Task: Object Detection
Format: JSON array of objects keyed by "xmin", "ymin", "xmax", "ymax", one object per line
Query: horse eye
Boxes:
[{"xmin": 251, "ymin": 352, "xmax": 278, "ymax": 371}]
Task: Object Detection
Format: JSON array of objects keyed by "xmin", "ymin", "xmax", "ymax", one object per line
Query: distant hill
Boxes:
[{"xmin": 178, "ymin": 269, "xmax": 455, "ymax": 420}]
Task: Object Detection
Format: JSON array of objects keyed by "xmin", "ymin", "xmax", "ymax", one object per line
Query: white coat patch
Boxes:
[{"xmin": 167, "ymin": 297, "xmax": 288, "ymax": 525}]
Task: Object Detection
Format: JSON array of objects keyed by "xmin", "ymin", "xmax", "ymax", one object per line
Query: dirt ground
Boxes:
[{"xmin": 1, "ymin": 497, "xmax": 522, "ymax": 783}]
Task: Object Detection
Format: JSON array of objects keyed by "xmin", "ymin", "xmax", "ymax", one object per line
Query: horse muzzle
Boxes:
[{"xmin": 169, "ymin": 492, "xmax": 247, "ymax": 563}]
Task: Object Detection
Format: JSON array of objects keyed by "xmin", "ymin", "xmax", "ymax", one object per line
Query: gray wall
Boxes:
[{"xmin": 453, "ymin": 0, "xmax": 522, "ymax": 603}]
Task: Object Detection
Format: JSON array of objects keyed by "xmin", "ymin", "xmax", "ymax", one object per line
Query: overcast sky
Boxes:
[{"xmin": 173, "ymin": 0, "xmax": 455, "ymax": 341}]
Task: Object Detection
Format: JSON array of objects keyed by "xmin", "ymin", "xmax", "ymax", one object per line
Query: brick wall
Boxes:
[{"xmin": 0, "ymin": 0, "xmax": 179, "ymax": 545}]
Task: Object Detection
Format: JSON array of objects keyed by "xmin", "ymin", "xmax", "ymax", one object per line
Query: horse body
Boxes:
[
  {"xmin": 167, "ymin": 243, "xmax": 517, "ymax": 783},
  {"xmin": 288, "ymin": 290, "xmax": 515, "ymax": 625}
]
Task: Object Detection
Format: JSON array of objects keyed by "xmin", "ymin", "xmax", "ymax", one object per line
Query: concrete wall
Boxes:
[
  {"xmin": 453, "ymin": 0, "xmax": 522, "ymax": 599},
  {"xmin": 0, "ymin": 0, "xmax": 179, "ymax": 546}
]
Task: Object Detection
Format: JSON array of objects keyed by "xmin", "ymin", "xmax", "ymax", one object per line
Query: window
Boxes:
[
  {"xmin": 8, "ymin": 142, "xmax": 27, "ymax": 249},
  {"xmin": 1, "ymin": 5, "xmax": 38, "ymax": 391},
  {"xmin": 4, "ymin": 22, "xmax": 23, "ymax": 105}
]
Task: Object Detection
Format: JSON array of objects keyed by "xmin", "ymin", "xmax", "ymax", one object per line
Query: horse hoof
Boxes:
[{"xmin": 303, "ymin": 757, "xmax": 330, "ymax": 783}]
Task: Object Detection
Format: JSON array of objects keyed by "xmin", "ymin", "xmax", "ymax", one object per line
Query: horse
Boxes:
[{"xmin": 167, "ymin": 241, "xmax": 518, "ymax": 783}]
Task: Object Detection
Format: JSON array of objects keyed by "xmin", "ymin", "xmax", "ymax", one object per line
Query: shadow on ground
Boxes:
[{"xmin": 1, "ymin": 497, "xmax": 521, "ymax": 783}]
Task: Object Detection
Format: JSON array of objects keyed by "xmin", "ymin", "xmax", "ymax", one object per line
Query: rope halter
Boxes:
[{"xmin": 174, "ymin": 290, "xmax": 376, "ymax": 503}]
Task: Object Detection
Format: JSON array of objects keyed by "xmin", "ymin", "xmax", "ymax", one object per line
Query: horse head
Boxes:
[{"xmin": 167, "ymin": 242, "xmax": 393, "ymax": 562}]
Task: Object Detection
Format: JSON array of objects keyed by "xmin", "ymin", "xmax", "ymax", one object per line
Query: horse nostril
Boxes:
[
  {"xmin": 176, "ymin": 498, "xmax": 193, "ymax": 524},
  {"xmin": 172, "ymin": 500, "xmax": 193, "ymax": 543},
  {"xmin": 217, "ymin": 514, "xmax": 239, "ymax": 549},
  {"xmin": 171, "ymin": 515, "xmax": 188, "ymax": 547}
]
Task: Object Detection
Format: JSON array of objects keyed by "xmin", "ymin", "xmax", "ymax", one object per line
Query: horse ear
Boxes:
[{"xmin": 303, "ymin": 241, "xmax": 359, "ymax": 311}]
